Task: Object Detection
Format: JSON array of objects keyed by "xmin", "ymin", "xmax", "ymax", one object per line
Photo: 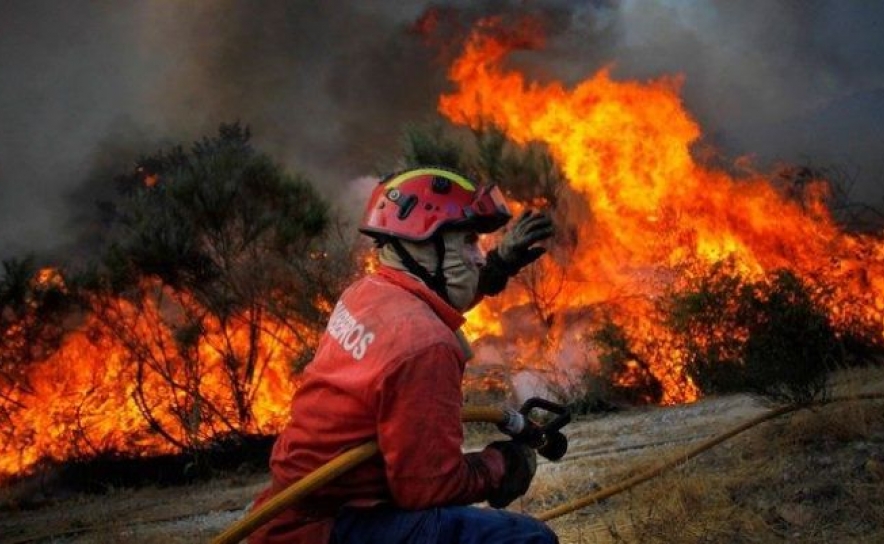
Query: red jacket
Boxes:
[{"xmin": 248, "ymin": 267, "xmax": 506, "ymax": 544}]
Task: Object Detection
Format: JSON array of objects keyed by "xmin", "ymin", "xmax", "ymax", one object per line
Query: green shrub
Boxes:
[{"xmin": 668, "ymin": 264, "xmax": 841, "ymax": 403}]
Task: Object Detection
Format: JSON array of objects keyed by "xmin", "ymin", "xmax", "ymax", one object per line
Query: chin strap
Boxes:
[{"xmin": 387, "ymin": 236, "xmax": 451, "ymax": 305}]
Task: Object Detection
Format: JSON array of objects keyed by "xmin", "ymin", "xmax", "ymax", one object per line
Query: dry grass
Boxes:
[
  {"xmin": 0, "ymin": 472, "xmax": 266, "ymax": 543},
  {"xmin": 530, "ymin": 365, "xmax": 884, "ymax": 544}
]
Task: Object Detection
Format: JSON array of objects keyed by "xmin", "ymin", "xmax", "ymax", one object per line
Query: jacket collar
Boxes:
[{"xmin": 375, "ymin": 266, "xmax": 466, "ymax": 331}]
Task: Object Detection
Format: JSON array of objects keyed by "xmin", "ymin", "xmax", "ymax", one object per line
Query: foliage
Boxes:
[
  {"xmin": 472, "ymin": 124, "xmax": 567, "ymax": 207},
  {"xmin": 591, "ymin": 320, "xmax": 664, "ymax": 405},
  {"xmin": 0, "ymin": 257, "xmax": 78, "ymax": 441},
  {"xmin": 398, "ymin": 121, "xmax": 567, "ymax": 206},
  {"xmin": 0, "ymin": 258, "xmax": 74, "ymax": 384},
  {"xmin": 668, "ymin": 263, "xmax": 842, "ymax": 403},
  {"xmin": 105, "ymin": 123, "xmax": 328, "ymax": 308},
  {"xmin": 88, "ymin": 123, "xmax": 345, "ymax": 450},
  {"xmin": 401, "ymin": 122, "xmax": 468, "ymax": 173}
]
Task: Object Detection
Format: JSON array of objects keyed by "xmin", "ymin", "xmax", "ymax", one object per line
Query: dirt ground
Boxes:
[{"xmin": 2, "ymin": 370, "xmax": 882, "ymax": 543}]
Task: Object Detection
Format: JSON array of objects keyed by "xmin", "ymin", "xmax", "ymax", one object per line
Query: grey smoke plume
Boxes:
[{"xmin": 1, "ymin": 1, "xmax": 883, "ymax": 263}]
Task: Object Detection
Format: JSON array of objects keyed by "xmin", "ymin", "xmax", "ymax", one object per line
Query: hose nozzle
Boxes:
[{"xmin": 496, "ymin": 398, "xmax": 571, "ymax": 461}]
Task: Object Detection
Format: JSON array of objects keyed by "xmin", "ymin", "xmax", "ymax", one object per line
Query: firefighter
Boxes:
[{"xmin": 249, "ymin": 167, "xmax": 557, "ymax": 544}]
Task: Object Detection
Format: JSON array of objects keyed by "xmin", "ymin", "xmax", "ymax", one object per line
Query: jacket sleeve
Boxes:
[
  {"xmin": 375, "ymin": 342, "xmax": 506, "ymax": 509},
  {"xmin": 477, "ymin": 248, "xmax": 512, "ymax": 297}
]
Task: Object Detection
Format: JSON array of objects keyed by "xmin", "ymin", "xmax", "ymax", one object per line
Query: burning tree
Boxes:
[
  {"xmin": 0, "ymin": 124, "xmax": 354, "ymax": 481},
  {"xmin": 0, "ymin": 259, "xmax": 76, "ymax": 446},
  {"xmin": 90, "ymin": 123, "xmax": 345, "ymax": 449}
]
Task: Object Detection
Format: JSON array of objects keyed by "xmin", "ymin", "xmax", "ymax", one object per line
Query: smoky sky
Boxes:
[{"xmin": 1, "ymin": 1, "xmax": 883, "ymax": 264}]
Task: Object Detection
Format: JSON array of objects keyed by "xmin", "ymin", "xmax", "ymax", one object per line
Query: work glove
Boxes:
[
  {"xmin": 486, "ymin": 440, "xmax": 538, "ymax": 509},
  {"xmin": 478, "ymin": 210, "xmax": 554, "ymax": 296}
]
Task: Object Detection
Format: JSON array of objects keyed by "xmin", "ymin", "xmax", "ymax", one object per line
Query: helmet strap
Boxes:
[{"xmin": 388, "ymin": 236, "xmax": 451, "ymax": 305}]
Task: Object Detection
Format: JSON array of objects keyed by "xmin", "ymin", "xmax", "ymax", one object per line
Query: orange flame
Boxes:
[
  {"xmin": 444, "ymin": 17, "xmax": 884, "ymax": 403},
  {"xmin": 0, "ymin": 279, "xmax": 307, "ymax": 481}
]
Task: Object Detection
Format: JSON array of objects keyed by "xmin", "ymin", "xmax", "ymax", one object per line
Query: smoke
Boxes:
[
  {"xmin": 603, "ymin": 1, "xmax": 884, "ymax": 202},
  {"xmin": 1, "ymin": 1, "xmax": 883, "ymax": 263}
]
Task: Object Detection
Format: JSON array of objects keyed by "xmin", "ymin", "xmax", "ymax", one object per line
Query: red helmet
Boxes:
[{"xmin": 359, "ymin": 167, "xmax": 512, "ymax": 241}]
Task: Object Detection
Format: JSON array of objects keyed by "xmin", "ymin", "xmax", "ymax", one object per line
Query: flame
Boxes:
[
  {"xmin": 0, "ymin": 279, "xmax": 309, "ymax": 481},
  {"xmin": 444, "ymin": 17, "xmax": 884, "ymax": 404},
  {"xmin": 33, "ymin": 267, "xmax": 67, "ymax": 292}
]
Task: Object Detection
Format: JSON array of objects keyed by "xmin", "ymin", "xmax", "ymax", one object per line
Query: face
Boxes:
[
  {"xmin": 442, "ymin": 229, "xmax": 485, "ymax": 312},
  {"xmin": 461, "ymin": 231, "xmax": 487, "ymax": 271},
  {"xmin": 373, "ymin": 228, "xmax": 486, "ymax": 313}
]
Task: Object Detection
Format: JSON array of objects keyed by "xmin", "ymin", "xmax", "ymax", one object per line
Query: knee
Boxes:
[
  {"xmin": 503, "ymin": 512, "xmax": 558, "ymax": 544},
  {"xmin": 529, "ymin": 519, "xmax": 558, "ymax": 544},
  {"xmin": 441, "ymin": 507, "xmax": 559, "ymax": 543}
]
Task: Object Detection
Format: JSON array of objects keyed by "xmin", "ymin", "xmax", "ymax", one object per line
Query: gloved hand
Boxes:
[
  {"xmin": 478, "ymin": 210, "xmax": 553, "ymax": 296},
  {"xmin": 485, "ymin": 440, "xmax": 538, "ymax": 509},
  {"xmin": 497, "ymin": 210, "xmax": 554, "ymax": 270}
]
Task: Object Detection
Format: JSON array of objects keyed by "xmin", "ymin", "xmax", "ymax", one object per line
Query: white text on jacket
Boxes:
[{"xmin": 327, "ymin": 301, "xmax": 375, "ymax": 361}]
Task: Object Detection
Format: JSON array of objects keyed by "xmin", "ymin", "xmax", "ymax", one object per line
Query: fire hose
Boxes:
[{"xmin": 211, "ymin": 392, "xmax": 884, "ymax": 544}]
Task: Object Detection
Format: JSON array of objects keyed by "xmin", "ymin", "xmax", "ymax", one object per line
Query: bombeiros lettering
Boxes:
[{"xmin": 327, "ymin": 301, "xmax": 375, "ymax": 360}]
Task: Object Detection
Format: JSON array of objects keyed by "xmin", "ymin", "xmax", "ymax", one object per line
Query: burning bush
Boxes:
[
  {"xmin": 0, "ymin": 125, "xmax": 356, "ymax": 482},
  {"xmin": 667, "ymin": 264, "xmax": 854, "ymax": 403},
  {"xmin": 90, "ymin": 124, "xmax": 357, "ymax": 447},
  {"xmin": 0, "ymin": 258, "xmax": 79, "ymax": 448}
]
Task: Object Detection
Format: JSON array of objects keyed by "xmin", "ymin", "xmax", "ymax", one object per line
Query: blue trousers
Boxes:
[{"xmin": 330, "ymin": 504, "xmax": 558, "ymax": 544}]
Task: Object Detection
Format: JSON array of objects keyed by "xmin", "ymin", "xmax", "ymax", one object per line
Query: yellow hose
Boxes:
[
  {"xmin": 210, "ymin": 406, "xmax": 508, "ymax": 544},
  {"xmin": 535, "ymin": 403, "xmax": 797, "ymax": 521},
  {"xmin": 536, "ymin": 392, "xmax": 884, "ymax": 522}
]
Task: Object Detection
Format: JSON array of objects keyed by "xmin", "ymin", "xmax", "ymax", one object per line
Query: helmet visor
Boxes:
[{"xmin": 463, "ymin": 184, "xmax": 512, "ymax": 232}]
